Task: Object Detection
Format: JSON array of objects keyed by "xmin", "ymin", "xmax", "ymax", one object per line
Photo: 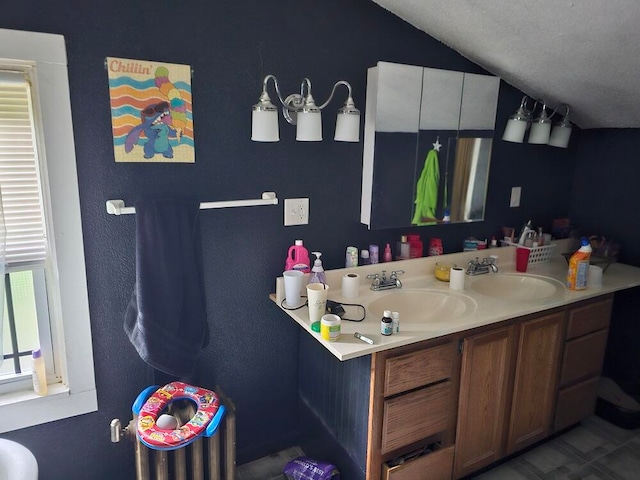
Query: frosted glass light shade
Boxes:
[
  {"xmin": 334, "ymin": 111, "xmax": 360, "ymax": 142},
  {"xmin": 502, "ymin": 118, "xmax": 527, "ymax": 143},
  {"xmin": 528, "ymin": 121, "xmax": 551, "ymax": 144},
  {"xmin": 296, "ymin": 110, "xmax": 322, "ymax": 141},
  {"xmin": 548, "ymin": 124, "xmax": 572, "ymax": 148},
  {"xmin": 251, "ymin": 109, "xmax": 279, "ymax": 142}
]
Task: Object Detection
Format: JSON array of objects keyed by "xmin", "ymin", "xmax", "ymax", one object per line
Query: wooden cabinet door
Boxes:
[
  {"xmin": 506, "ymin": 312, "xmax": 564, "ymax": 455},
  {"xmin": 454, "ymin": 325, "xmax": 516, "ymax": 479}
]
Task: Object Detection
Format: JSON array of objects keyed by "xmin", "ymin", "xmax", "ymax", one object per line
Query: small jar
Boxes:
[
  {"xmin": 381, "ymin": 310, "xmax": 393, "ymax": 336},
  {"xmin": 321, "ymin": 314, "xmax": 341, "ymax": 342},
  {"xmin": 392, "ymin": 311, "xmax": 400, "ymax": 334}
]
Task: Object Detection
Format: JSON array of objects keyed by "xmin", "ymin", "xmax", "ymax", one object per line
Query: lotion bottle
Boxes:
[
  {"xmin": 32, "ymin": 348, "xmax": 48, "ymax": 396},
  {"xmin": 396, "ymin": 235, "xmax": 410, "ymax": 260},
  {"xmin": 383, "ymin": 243, "xmax": 393, "ymax": 263}
]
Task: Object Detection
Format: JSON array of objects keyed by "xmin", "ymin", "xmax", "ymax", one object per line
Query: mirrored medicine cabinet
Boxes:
[{"xmin": 360, "ymin": 61, "xmax": 500, "ymax": 230}]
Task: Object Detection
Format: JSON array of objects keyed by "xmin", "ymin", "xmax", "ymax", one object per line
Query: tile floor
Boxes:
[
  {"xmin": 236, "ymin": 446, "xmax": 305, "ymax": 480},
  {"xmin": 236, "ymin": 416, "xmax": 640, "ymax": 480},
  {"xmin": 473, "ymin": 415, "xmax": 640, "ymax": 479}
]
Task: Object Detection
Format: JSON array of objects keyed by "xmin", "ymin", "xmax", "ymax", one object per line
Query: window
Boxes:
[
  {"xmin": 0, "ymin": 70, "xmax": 52, "ymax": 383},
  {"xmin": 0, "ymin": 28, "xmax": 97, "ymax": 432}
]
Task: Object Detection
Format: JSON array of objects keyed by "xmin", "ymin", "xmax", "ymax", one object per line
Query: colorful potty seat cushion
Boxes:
[{"xmin": 135, "ymin": 381, "xmax": 222, "ymax": 450}]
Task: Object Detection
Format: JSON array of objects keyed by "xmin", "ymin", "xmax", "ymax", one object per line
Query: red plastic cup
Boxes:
[{"xmin": 516, "ymin": 247, "xmax": 530, "ymax": 272}]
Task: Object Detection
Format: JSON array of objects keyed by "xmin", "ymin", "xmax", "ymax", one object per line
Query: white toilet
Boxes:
[{"xmin": 0, "ymin": 439, "xmax": 38, "ymax": 480}]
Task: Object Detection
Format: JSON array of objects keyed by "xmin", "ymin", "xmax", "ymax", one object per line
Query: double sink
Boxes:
[{"xmin": 367, "ymin": 274, "xmax": 566, "ymax": 326}]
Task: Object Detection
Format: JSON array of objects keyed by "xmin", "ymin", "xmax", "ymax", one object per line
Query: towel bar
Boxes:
[{"xmin": 106, "ymin": 192, "xmax": 278, "ymax": 215}]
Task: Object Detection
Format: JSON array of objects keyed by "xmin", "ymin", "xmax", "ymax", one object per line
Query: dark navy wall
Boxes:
[
  {"xmin": 0, "ymin": 1, "xmax": 585, "ymax": 478},
  {"xmin": 569, "ymin": 129, "xmax": 640, "ymax": 396},
  {"xmin": 570, "ymin": 129, "xmax": 640, "ymax": 266}
]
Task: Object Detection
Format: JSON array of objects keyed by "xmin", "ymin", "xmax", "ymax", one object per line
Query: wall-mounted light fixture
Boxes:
[
  {"xmin": 502, "ymin": 96, "xmax": 572, "ymax": 148},
  {"xmin": 251, "ymin": 75, "xmax": 360, "ymax": 143},
  {"xmin": 547, "ymin": 104, "xmax": 572, "ymax": 148}
]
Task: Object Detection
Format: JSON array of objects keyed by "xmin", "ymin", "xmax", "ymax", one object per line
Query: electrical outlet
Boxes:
[
  {"xmin": 284, "ymin": 198, "xmax": 309, "ymax": 226},
  {"xmin": 510, "ymin": 187, "xmax": 521, "ymax": 208}
]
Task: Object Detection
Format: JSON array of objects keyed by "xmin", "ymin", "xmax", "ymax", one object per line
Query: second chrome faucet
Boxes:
[
  {"xmin": 466, "ymin": 257, "xmax": 498, "ymax": 276},
  {"xmin": 367, "ymin": 270, "xmax": 405, "ymax": 291}
]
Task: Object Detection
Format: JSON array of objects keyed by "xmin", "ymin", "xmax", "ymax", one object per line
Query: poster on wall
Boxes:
[{"xmin": 107, "ymin": 57, "xmax": 194, "ymax": 163}]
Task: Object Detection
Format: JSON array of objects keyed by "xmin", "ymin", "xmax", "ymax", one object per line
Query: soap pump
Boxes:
[{"xmin": 309, "ymin": 251, "xmax": 327, "ymax": 284}]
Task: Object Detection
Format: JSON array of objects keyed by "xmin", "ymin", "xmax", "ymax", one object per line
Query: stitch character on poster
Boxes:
[{"xmin": 107, "ymin": 57, "xmax": 195, "ymax": 163}]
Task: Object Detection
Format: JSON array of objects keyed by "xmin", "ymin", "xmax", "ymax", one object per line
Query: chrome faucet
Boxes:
[
  {"xmin": 367, "ymin": 269, "xmax": 405, "ymax": 291},
  {"xmin": 466, "ymin": 257, "xmax": 498, "ymax": 276}
]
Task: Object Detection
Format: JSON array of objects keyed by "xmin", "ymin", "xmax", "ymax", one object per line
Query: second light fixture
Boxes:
[{"xmin": 502, "ymin": 95, "xmax": 572, "ymax": 148}]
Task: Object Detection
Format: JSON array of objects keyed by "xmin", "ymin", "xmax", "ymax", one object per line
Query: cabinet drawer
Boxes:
[
  {"xmin": 384, "ymin": 343, "xmax": 454, "ymax": 397},
  {"xmin": 383, "ymin": 445, "xmax": 454, "ymax": 480},
  {"xmin": 382, "ymin": 381, "xmax": 452, "ymax": 454},
  {"xmin": 560, "ymin": 329, "xmax": 608, "ymax": 386},
  {"xmin": 566, "ymin": 298, "xmax": 613, "ymax": 340},
  {"xmin": 554, "ymin": 377, "xmax": 599, "ymax": 431}
]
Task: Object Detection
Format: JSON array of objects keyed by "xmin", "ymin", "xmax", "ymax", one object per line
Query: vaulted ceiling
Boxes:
[{"xmin": 372, "ymin": 0, "xmax": 640, "ymax": 129}]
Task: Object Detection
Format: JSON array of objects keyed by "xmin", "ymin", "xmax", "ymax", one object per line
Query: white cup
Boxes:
[
  {"xmin": 306, "ymin": 283, "xmax": 329, "ymax": 329},
  {"xmin": 588, "ymin": 265, "xmax": 603, "ymax": 288},
  {"xmin": 283, "ymin": 270, "xmax": 305, "ymax": 307}
]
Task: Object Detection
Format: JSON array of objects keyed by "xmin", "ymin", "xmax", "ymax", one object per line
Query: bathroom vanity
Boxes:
[{"xmin": 272, "ymin": 242, "xmax": 640, "ymax": 480}]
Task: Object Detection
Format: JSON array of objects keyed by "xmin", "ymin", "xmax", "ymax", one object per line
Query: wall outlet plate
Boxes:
[{"xmin": 284, "ymin": 198, "xmax": 309, "ymax": 226}]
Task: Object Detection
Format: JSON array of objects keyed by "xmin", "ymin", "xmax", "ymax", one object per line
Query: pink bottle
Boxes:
[{"xmin": 285, "ymin": 240, "xmax": 311, "ymax": 273}]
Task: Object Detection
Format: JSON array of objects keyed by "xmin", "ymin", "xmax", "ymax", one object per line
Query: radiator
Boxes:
[{"xmin": 111, "ymin": 390, "xmax": 236, "ymax": 480}]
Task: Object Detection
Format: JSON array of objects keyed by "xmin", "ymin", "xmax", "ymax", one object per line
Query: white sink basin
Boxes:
[
  {"xmin": 469, "ymin": 274, "xmax": 565, "ymax": 301},
  {"xmin": 0, "ymin": 439, "xmax": 37, "ymax": 480},
  {"xmin": 368, "ymin": 289, "xmax": 476, "ymax": 325}
]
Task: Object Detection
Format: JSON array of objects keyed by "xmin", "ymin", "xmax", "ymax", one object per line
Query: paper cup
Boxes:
[
  {"xmin": 307, "ymin": 283, "xmax": 329, "ymax": 330},
  {"xmin": 283, "ymin": 270, "xmax": 305, "ymax": 307}
]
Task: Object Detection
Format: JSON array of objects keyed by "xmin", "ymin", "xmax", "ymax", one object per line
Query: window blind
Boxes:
[{"xmin": 0, "ymin": 71, "xmax": 47, "ymax": 267}]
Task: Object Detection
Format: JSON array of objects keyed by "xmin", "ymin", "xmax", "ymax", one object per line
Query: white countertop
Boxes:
[{"xmin": 271, "ymin": 240, "xmax": 640, "ymax": 361}]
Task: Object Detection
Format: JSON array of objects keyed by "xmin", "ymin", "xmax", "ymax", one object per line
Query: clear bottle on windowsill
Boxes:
[{"xmin": 32, "ymin": 348, "xmax": 48, "ymax": 396}]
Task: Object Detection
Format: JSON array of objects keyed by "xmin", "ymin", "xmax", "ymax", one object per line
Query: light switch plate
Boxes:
[
  {"xmin": 284, "ymin": 198, "xmax": 309, "ymax": 226},
  {"xmin": 510, "ymin": 187, "xmax": 521, "ymax": 208}
]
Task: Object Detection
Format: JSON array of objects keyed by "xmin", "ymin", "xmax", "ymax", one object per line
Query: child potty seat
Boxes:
[{"xmin": 133, "ymin": 381, "xmax": 224, "ymax": 450}]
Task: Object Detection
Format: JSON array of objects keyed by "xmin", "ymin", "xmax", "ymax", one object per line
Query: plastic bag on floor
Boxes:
[{"xmin": 283, "ymin": 456, "xmax": 340, "ymax": 480}]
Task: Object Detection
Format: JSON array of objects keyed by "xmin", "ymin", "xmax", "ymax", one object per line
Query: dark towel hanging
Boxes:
[{"xmin": 124, "ymin": 199, "xmax": 209, "ymax": 377}]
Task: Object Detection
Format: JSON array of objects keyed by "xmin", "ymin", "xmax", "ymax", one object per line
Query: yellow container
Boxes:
[
  {"xmin": 321, "ymin": 314, "xmax": 341, "ymax": 341},
  {"xmin": 434, "ymin": 262, "xmax": 456, "ymax": 282}
]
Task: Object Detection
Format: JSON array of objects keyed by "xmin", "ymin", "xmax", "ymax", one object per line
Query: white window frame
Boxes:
[{"xmin": 0, "ymin": 28, "xmax": 97, "ymax": 432}]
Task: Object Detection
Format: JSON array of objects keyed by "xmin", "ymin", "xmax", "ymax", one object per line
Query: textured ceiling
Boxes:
[{"xmin": 372, "ymin": 0, "xmax": 640, "ymax": 129}]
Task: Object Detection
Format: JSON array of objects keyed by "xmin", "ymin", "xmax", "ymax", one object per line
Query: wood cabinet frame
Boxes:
[{"xmin": 365, "ymin": 294, "xmax": 614, "ymax": 480}]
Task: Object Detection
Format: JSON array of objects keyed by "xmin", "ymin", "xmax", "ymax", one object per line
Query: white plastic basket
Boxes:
[{"xmin": 501, "ymin": 241, "xmax": 556, "ymax": 265}]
